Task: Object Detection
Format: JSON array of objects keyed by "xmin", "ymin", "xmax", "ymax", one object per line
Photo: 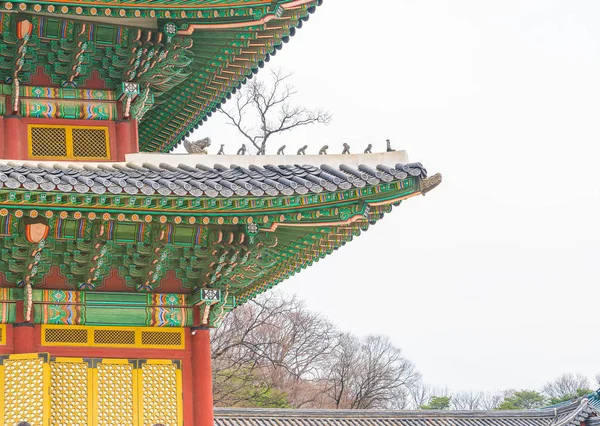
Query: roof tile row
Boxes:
[
  {"xmin": 0, "ymin": 161, "xmax": 427, "ymax": 198},
  {"xmin": 214, "ymin": 395, "xmax": 599, "ymax": 426}
]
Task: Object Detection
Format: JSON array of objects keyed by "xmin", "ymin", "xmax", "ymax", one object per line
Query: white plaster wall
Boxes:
[
  {"xmin": 125, "ymin": 150, "xmax": 410, "ymax": 168},
  {"xmin": 0, "ymin": 150, "xmax": 409, "ymax": 168}
]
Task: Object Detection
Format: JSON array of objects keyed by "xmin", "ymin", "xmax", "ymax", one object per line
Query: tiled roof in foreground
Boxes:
[
  {"xmin": 0, "ymin": 152, "xmax": 428, "ymax": 198},
  {"xmin": 0, "ymin": 150, "xmax": 440, "ymax": 304},
  {"xmin": 215, "ymin": 395, "xmax": 599, "ymax": 426}
]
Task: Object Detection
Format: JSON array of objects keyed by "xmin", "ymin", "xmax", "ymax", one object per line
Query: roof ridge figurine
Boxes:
[
  {"xmin": 183, "ymin": 137, "xmax": 211, "ymax": 154},
  {"xmin": 195, "ymin": 140, "xmax": 398, "ymax": 156},
  {"xmin": 386, "ymin": 139, "xmax": 395, "ymax": 152}
]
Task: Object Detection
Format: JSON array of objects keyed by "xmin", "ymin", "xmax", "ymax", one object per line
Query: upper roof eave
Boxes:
[{"xmin": 0, "ymin": 150, "xmax": 433, "ymax": 200}]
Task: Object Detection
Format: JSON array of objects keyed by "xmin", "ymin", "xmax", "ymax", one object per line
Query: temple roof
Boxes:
[
  {"xmin": 214, "ymin": 394, "xmax": 600, "ymax": 426},
  {"xmin": 0, "ymin": 152, "xmax": 427, "ymax": 198},
  {"xmin": 0, "ymin": 151, "xmax": 440, "ymax": 323}
]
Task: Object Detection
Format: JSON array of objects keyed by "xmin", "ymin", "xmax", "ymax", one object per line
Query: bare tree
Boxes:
[
  {"xmin": 450, "ymin": 391, "xmax": 504, "ymax": 410},
  {"xmin": 452, "ymin": 392, "xmax": 483, "ymax": 410},
  {"xmin": 408, "ymin": 382, "xmax": 432, "ymax": 409},
  {"xmin": 480, "ymin": 392, "xmax": 505, "ymax": 410},
  {"xmin": 324, "ymin": 334, "xmax": 419, "ymax": 409},
  {"xmin": 254, "ymin": 296, "xmax": 337, "ymax": 407},
  {"xmin": 543, "ymin": 373, "xmax": 592, "ymax": 402},
  {"xmin": 219, "ymin": 69, "xmax": 332, "ymax": 155},
  {"xmin": 211, "ymin": 291, "xmax": 420, "ymax": 410},
  {"xmin": 211, "ymin": 293, "xmax": 287, "ymax": 407},
  {"xmin": 595, "ymin": 373, "xmax": 600, "ymax": 388},
  {"xmin": 325, "ymin": 333, "xmax": 360, "ymax": 409},
  {"xmin": 211, "ymin": 292, "xmax": 336, "ymax": 408},
  {"xmin": 389, "ymin": 385, "xmax": 412, "ymax": 410}
]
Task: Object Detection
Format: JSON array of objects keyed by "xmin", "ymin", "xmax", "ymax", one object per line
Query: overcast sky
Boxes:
[{"xmin": 186, "ymin": 0, "xmax": 600, "ymax": 393}]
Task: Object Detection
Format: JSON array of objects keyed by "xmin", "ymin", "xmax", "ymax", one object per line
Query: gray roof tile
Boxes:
[
  {"xmin": 0, "ymin": 161, "xmax": 428, "ymax": 198},
  {"xmin": 214, "ymin": 396, "xmax": 599, "ymax": 426}
]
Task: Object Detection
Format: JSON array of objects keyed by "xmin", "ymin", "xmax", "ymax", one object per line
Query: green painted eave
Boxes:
[{"xmin": 0, "ymin": 179, "xmax": 421, "ymax": 316}]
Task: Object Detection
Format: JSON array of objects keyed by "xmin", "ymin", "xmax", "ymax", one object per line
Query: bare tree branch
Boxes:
[
  {"xmin": 219, "ymin": 68, "xmax": 332, "ymax": 154},
  {"xmin": 323, "ymin": 334, "xmax": 419, "ymax": 409},
  {"xmin": 542, "ymin": 373, "xmax": 592, "ymax": 403}
]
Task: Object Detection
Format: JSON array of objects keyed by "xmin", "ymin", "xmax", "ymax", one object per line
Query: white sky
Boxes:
[{"xmin": 185, "ymin": 0, "xmax": 600, "ymax": 393}]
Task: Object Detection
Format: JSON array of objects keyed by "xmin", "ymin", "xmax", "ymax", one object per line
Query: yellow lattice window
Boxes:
[
  {"xmin": 41, "ymin": 325, "xmax": 185, "ymax": 349},
  {"xmin": 141, "ymin": 330, "xmax": 183, "ymax": 347},
  {"xmin": 72, "ymin": 127, "xmax": 108, "ymax": 158},
  {"xmin": 30, "ymin": 126, "xmax": 67, "ymax": 157},
  {"xmin": 50, "ymin": 358, "xmax": 92, "ymax": 426},
  {"xmin": 28, "ymin": 124, "xmax": 110, "ymax": 160},
  {"xmin": 94, "ymin": 328, "xmax": 136, "ymax": 345},
  {"xmin": 0, "ymin": 353, "xmax": 50, "ymax": 425},
  {"xmin": 94, "ymin": 359, "xmax": 138, "ymax": 426},
  {"xmin": 0, "ymin": 356, "xmax": 182, "ymax": 426},
  {"xmin": 140, "ymin": 360, "xmax": 183, "ymax": 426},
  {"xmin": 44, "ymin": 327, "xmax": 89, "ymax": 344},
  {"xmin": 0, "ymin": 324, "xmax": 5, "ymax": 345}
]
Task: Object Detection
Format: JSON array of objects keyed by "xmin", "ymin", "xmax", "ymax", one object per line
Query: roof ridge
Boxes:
[{"xmin": 214, "ymin": 407, "xmax": 559, "ymax": 418}]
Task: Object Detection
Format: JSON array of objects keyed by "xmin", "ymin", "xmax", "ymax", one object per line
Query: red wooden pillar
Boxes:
[
  {"xmin": 3, "ymin": 115, "xmax": 25, "ymax": 160},
  {"xmin": 191, "ymin": 326, "xmax": 214, "ymax": 426},
  {"xmin": 116, "ymin": 120, "xmax": 132, "ymax": 161},
  {"xmin": 13, "ymin": 300, "xmax": 35, "ymax": 354},
  {"xmin": 130, "ymin": 119, "xmax": 139, "ymax": 153},
  {"xmin": 0, "ymin": 116, "xmax": 5, "ymax": 158},
  {"xmin": 12, "ymin": 323, "xmax": 35, "ymax": 353},
  {"xmin": 115, "ymin": 119, "xmax": 140, "ymax": 161}
]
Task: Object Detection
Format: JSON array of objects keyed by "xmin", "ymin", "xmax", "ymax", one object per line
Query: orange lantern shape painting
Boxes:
[
  {"xmin": 24, "ymin": 218, "xmax": 50, "ymax": 244},
  {"xmin": 16, "ymin": 19, "xmax": 33, "ymax": 40}
]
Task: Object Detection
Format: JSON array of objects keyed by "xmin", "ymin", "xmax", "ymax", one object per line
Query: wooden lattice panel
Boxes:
[
  {"xmin": 28, "ymin": 124, "xmax": 110, "ymax": 160},
  {"xmin": 72, "ymin": 128, "xmax": 109, "ymax": 158},
  {"xmin": 50, "ymin": 359, "xmax": 90, "ymax": 426},
  {"xmin": 42, "ymin": 325, "xmax": 185, "ymax": 349},
  {"xmin": 44, "ymin": 327, "xmax": 89, "ymax": 344},
  {"xmin": 141, "ymin": 330, "xmax": 183, "ymax": 347},
  {"xmin": 30, "ymin": 126, "xmax": 68, "ymax": 158},
  {"xmin": 141, "ymin": 362, "xmax": 181, "ymax": 426},
  {"xmin": 1, "ymin": 354, "xmax": 48, "ymax": 426},
  {"xmin": 0, "ymin": 355, "xmax": 182, "ymax": 426},
  {"xmin": 93, "ymin": 328, "xmax": 136, "ymax": 345},
  {"xmin": 95, "ymin": 361, "xmax": 136, "ymax": 426}
]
